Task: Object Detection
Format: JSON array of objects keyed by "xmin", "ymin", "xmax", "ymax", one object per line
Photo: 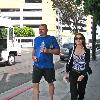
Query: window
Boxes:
[
  {"xmin": 18, "ymin": 39, "xmax": 20, "ymax": 43},
  {"xmin": 96, "ymin": 39, "xmax": 100, "ymax": 43},
  {"xmin": 0, "ymin": 39, "xmax": 7, "ymax": 49},
  {"xmin": 24, "ymin": 25, "xmax": 40, "ymax": 28},
  {"xmin": 21, "ymin": 39, "xmax": 33, "ymax": 42},
  {"xmin": 23, "ymin": 17, "xmax": 42, "ymax": 20},
  {"xmin": 11, "ymin": 17, "xmax": 20, "ymax": 20},
  {"xmin": 56, "ymin": 18, "xmax": 58, "ymax": 22},
  {"xmin": 23, "ymin": 9, "xmax": 42, "ymax": 11},
  {"xmin": 79, "ymin": 29, "xmax": 86, "ymax": 32},
  {"xmin": 56, "ymin": 26, "xmax": 58, "ymax": 29},
  {"xmin": 0, "ymin": 9, "xmax": 20, "ymax": 12},
  {"xmin": 77, "ymin": 23, "xmax": 86, "ymax": 27},
  {"xmin": 9, "ymin": 28, "xmax": 13, "ymax": 40},
  {"xmin": 63, "ymin": 43, "xmax": 74, "ymax": 49},
  {"xmin": 89, "ymin": 39, "xmax": 92, "ymax": 43},
  {"xmin": 63, "ymin": 27, "xmax": 71, "ymax": 30},
  {"xmin": 25, "ymin": 0, "xmax": 42, "ymax": 3}
]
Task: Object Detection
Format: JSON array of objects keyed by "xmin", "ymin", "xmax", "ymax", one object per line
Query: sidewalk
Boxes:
[{"xmin": 0, "ymin": 56, "xmax": 100, "ymax": 100}]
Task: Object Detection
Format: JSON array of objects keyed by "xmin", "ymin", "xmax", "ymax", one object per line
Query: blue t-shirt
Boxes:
[{"xmin": 33, "ymin": 35, "xmax": 60, "ymax": 69}]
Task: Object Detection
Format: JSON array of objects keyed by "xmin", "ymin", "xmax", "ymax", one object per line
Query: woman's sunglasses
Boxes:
[{"xmin": 75, "ymin": 37, "xmax": 83, "ymax": 40}]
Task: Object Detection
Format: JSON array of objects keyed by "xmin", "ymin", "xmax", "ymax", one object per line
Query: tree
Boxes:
[
  {"xmin": 51, "ymin": 0, "xmax": 86, "ymax": 34},
  {"xmin": 0, "ymin": 27, "xmax": 7, "ymax": 38},
  {"xmin": 14, "ymin": 26, "xmax": 35, "ymax": 37},
  {"xmin": 76, "ymin": 0, "xmax": 100, "ymax": 60}
]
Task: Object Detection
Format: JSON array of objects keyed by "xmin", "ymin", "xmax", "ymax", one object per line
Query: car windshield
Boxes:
[
  {"xmin": 96, "ymin": 39, "xmax": 100, "ymax": 43},
  {"xmin": 63, "ymin": 43, "xmax": 74, "ymax": 49},
  {"xmin": 0, "ymin": 39, "xmax": 7, "ymax": 50}
]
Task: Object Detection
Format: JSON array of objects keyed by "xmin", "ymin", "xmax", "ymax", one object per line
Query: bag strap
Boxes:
[
  {"xmin": 67, "ymin": 47, "xmax": 74, "ymax": 65},
  {"xmin": 63, "ymin": 47, "xmax": 74, "ymax": 73}
]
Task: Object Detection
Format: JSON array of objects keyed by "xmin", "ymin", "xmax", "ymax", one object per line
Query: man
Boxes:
[{"xmin": 32, "ymin": 24, "xmax": 60, "ymax": 100}]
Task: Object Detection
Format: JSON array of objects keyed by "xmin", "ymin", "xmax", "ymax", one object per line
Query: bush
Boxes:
[{"xmin": 14, "ymin": 26, "xmax": 35, "ymax": 37}]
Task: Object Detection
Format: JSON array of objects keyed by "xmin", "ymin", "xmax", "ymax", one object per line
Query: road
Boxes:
[
  {"xmin": 0, "ymin": 49, "xmax": 64, "ymax": 94},
  {"xmin": 0, "ymin": 48, "xmax": 100, "ymax": 95}
]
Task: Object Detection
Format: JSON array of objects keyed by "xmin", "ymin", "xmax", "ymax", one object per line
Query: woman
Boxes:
[{"xmin": 63, "ymin": 33, "xmax": 92, "ymax": 100}]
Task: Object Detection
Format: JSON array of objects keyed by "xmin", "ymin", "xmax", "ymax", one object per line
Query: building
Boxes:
[
  {"xmin": 0, "ymin": 0, "xmax": 95, "ymax": 46},
  {"xmin": 0, "ymin": 0, "xmax": 42, "ymax": 36},
  {"xmin": 0, "ymin": 0, "xmax": 59, "ymax": 37}
]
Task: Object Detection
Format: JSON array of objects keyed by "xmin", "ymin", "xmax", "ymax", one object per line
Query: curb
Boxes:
[
  {"xmin": 2, "ymin": 86, "xmax": 33, "ymax": 100},
  {"xmin": 1, "ymin": 67, "xmax": 64, "ymax": 100}
]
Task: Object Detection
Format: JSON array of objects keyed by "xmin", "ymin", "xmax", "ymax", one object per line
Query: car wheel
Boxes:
[{"xmin": 8, "ymin": 54, "xmax": 15, "ymax": 66}]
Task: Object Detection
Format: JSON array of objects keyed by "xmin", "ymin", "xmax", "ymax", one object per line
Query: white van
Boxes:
[{"xmin": 0, "ymin": 17, "xmax": 21, "ymax": 65}]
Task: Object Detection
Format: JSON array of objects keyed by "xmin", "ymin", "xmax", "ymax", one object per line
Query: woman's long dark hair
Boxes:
[{"xmin": 74, "ymin": 33, "xmax": 87, "ymax": 50}]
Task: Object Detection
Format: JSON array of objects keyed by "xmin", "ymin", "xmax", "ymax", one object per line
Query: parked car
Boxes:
[
  {"xmin": 86, "ymin": 39, "xmax": 100, "ymax": 50},
  {"xmin": 60, "ymin": 43, "xmax": 74, "ymax": 61},
  {"xmin": 96, "ymin": 39, "xmax": 100, "ymax": 49}
]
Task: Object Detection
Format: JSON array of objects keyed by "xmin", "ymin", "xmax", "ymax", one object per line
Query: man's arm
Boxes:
[
  {"xmin": 43, "ymin": 48, "xmax": 60, "ymax": 55},
  {"xmin": 48, "ymin": 48, "xmax": 60, "ymax": 55},
  {"xmin": 32, "ymin": 48, "xmax": 37, "ymax": 61}
]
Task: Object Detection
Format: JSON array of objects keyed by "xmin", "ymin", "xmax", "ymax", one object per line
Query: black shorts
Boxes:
[{"xmin": 32, "ymin": 66, "xmax": 56, "ymax": 83}]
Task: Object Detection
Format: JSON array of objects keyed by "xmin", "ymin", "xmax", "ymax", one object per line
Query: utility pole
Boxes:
[{"xmin": 92, "ymin": 17, "xmax": 96, "ymax": 60}]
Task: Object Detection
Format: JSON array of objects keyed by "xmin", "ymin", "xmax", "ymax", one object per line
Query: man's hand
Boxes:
[
  {"xmin": 32, "ymin": 56, "xmax": 37, "ymax": 62},
  {"xmin": 43, "ymin": 47, "xmax": 51, "ymax": 53},
  {"xmin": 63, "ymin": 72, "xmax": 69, "ymax": 83}
]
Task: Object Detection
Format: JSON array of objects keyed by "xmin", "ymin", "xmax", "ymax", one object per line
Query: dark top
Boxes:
[{"xmin": 66, "ymin": 48, "xmax": 92, "ymax": 75}]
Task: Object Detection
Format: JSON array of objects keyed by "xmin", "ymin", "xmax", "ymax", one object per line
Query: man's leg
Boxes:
[
  {"xmin": 48, "ymin": 82, "xmax": 55, "ymax": 100},
  {"xmin": 44, "ymin": 68, "xmax": 56, "ymax": 100},
  {"xmin": 33, "ymin": 83, "xmax": 39, "ymax": 100},
  {"xmin": 32, "ymin": 66, "xmax": 43, "ymax": 100}
]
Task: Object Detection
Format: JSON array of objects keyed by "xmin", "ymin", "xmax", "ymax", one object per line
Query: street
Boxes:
[
  {"xmin": 0, "ymin": 49, "xmax": 32, "ymax": 94},
  {"xmin": 0, "ymin": 48, "xmax": 64, "ymax": 94},
  {"xmin": 0, "ymin": 48, "xmax": 100, "ymax": 100}
]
